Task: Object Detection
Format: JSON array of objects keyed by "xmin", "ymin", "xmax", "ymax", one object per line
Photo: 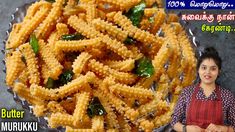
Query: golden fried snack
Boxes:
[
  {"xmin": 72, "ymin": 52, "xmax": 92, "ymax": 76},
  {"xmin": 91, "ymin": 116, "xmax": 104, "ymax": 132},
  {"xmin": 55, "ymin": 38, "xmax": 102, "ymax": 52},
  {"xmin": 19, "ymin": 43, "xmax": 40, "ymax": 85},
  {"xmin": 138, "ymin": 119, "xmax": 155, "ymax": 132},
  {"xmin": 102, "ymin": 59, "xmax": 135, "ymax": 72},
  {"xmin": 96, "ymin": 0, "xmax": 141, "ymax": 11},
  {"xmin": 108, "ymin": 82, "xmax": 154, "ymax": 99},
  {"xmin": 5, "ymin": 51, "xmax": 25, "ymax": 86},
  {"xmin": 66, "ymin": 126, "xmax": 95, "ymax": 132},
  {"xmin": 150, "ymin": 8, "xmax": 166, "ymax": 34},
  {"xmin": 88, "ymin": 59, "xmax": 137, "ymax": 84},
  {"xmin": 73, "ymin": 92, "xmax": 91, "ymax": 126},
  {"xmin": 92, "ymin": 18, "xmax": 128, "ymax": 42},
  {"xmin": 47, "ymin": 101, "xmax": 67, "ymax": 114},
  {"xmin": 39, "ymin": 39, "xmax": 63, "ymax": 79},
  {"xmin": 68, "ymin": 15, "xmax": 100, "ymax": 38},
  {"xmin": 49, "ymin": 113, "xmax": 76, "ymax": 128},
  {"xmin": 6, "ymin": 2, "xmax": 51, "ymax": 49},
  {"xmin": 35, "ymin": 0, "xmax": 64, "ymax": 39},
  {"xmin": 18, "ymin": 69, "xmax": 29, "ymax": 85},
  {"xmin": 4, "ymin": 0, "xmax": 197, "ymax": 131},
  {"xmin": 13, "ymin": 83, "xmax": 44, "ymax": 105},
  {"xmin": 33, "ymin": 105, "xmax": 47, "ymax": 117}
]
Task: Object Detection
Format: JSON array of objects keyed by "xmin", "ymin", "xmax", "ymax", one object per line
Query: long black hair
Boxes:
[{"xmin": 197, "ymin": 47, "xmax": 222, "ymax": 70}]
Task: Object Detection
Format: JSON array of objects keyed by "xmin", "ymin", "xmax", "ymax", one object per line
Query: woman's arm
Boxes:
[
  {"xmin": 205, "ymin": 124, "xmax": 234, "ymax": 132},
  {"xmin": 173, "ymin": 122, "xmax": 205, "ymax": 132},
  {"xmin": 173, "ymin": 122, "xmax": 185, "ymax": 132}
]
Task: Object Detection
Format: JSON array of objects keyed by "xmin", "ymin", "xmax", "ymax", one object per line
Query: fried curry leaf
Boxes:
[
  {"xmin": 29, "ymin": 34, "xmax": 39, "ymax": 55},
  {"xmin": 124, "ymin": 36, "xmax": 136, "ymax": 45},
  {"xmin": 134, "ymin": 57, "xmax": 154, "ymax": 77},
  {"xmin": 61, "ymin": 33, "xmax": 85, "ymax": 40},
  {"xmin": 46, "ymin": 77, "xmax": 55, "ymax": 88},
  {"xmin": 87, "ymin": 97, "xmax": 107, "ymax": 118},
  {"xmin": 58, "ymin": 70, "xmax": 74, "ymax": 86},
  {"xmin": 45, "ymin": 0, "xmax": 55, "ymax": 3},
  {"xmin": 125, "ymin": 1, "xmax": 146, "ymax": 27},
  {"xmin": 149, "ymin": 16, "xmax": 155, "ymax": 23}
]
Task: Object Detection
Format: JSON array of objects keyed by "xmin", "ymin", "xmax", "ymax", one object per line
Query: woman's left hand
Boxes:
[{"xmin": 205, "ymin": 123, "xmax": 227, "ymax": 132}]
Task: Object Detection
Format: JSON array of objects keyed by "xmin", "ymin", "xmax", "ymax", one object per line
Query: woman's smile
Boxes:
[{"xmin": 199, "ymin": 58, "xmax": 219, "ymax": 85}]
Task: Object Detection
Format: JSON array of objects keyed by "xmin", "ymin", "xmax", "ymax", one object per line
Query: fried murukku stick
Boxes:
[
  {"xmin": 30, "ymin": 84, "xmax": 59, "ymax": 100},
  {"xmin": 96, "ymin": 0, "xmax": 140, "ymax": 11},
  {"xmin": 33, "ymin": 105, "xmax": 47, "ymax": 117},
  {"xmin": 47, "ymin": 101, "xmax": 67, "ymax": 114},
  {"xmin": 144, "ymin": 8, "xmax": 158, "ymax": 17},
  {"xmin": 98, "ymin": 89, "xmax": 139, "ymax": 121},
  {"xmin": 178, "ymin": 31, "xmax": 197, "ymax": 87},
  {"xmin": 63, "ymin": 5, "xmax": 86, "ymax": 16},
  {"xmin": 24, "ymin": 1, "xmax": 52, "ymax": 21},
  {"xmin": 156, "ymin": 0, "xmax": 163, "ymax": 7},
  {"xmin": 35, "ymin": 0, "xmax": 64, "ymax": 39},
  {"xmin": 140, "ymin": 18, "xmax": 151, "ymax": 30},
  {"xmin": 57, "ymin": 72, "xmax": 95, "ymax": 97},
  {"xmin": 18, "ymin": 69, "xmax": 29, "ymax": 85},
  {"xmin": 138, "ymin": 119, "xmax": 154, "ymax": 132},
  {"xmin": 88, "ymin": 59, "xmax": 137, "ymax": 84},
  {"xmin": 136, "ymin": 41, "xmax": 172, "ymax": 89},
  {"xmin": 156, "ymin": 74, "xmax": 170, "ymax": 98},
  {"xmin": 6, "ymin": 23, "xmax": 22, "ymax": 49},
  {"xmin": 49, "ymin": 113, "xmax": 75, "ymax": 128},
  {"xmin": 101, "ymin": 35, "xmax": 136, "ymax": 59},
  {"xmin": 117, "ymin": 115, "xmax": 131, "ymax": 132},
  {"xmin": 145, "ymin": 0, "xmax": 156, "ymax": 7},
  {"xmin": 79, "ymin": 0, "xmax": 96, "ymax": 4},
  {"xmin": 48, "ymin": 23, "xmax": 69, "ymax": 61},
  {"xmin": 84, "ymin": 4, "xmax": 97, "ymax": 22},
  {"xmin": 68, "ymin": 15, "xmax": 100, "ymax": 38},
  {"xmin": 161, "ymin": 24, "xmax": 181, "ymax": 79},
  {"xmin": 13, "ymin": 83, "xmax": 44, "ymax": 105},
  {"xmin": 150, "ymin": 8, "xmax": 166, "ymax": 34},
  {"xmin": 55, "ymin": 38, "xmax": 102, "ymax": 52},
  {"xmin": 68, "ymin": 16, "xmax": 137, "ymax": 59},
  {"xmin": 7, "ymin": 5, "xmax": 50, "ymax": 49},
  {"xmin": 73, "ymin": 92, "xmax": 91, "ymax": 126},
  {"xmin": 93, "ymin": 90, "xmax": 120, "ymax": 130},
  {"xmin": 153, "ymin": 110, "xmax": 172, "ymax": 128},
  {"xmin": 72, "ymin": 52, "xmax": 92, "ymax": 76},
  {"xmin": 137, "ymin": 92, "xmax": 163, "ymax": 116},
  {"xmin": 106, "ymin": 129, "xmax": 119, "ymax": 132},
  {"xmin": 6, "ymin": 51, "xmax": 25, "ymax": 86},
  {"xmin": 19, "ymin": 43, "xmax": 40, "ymax": 85},
  {"xmin": 110, "ymin": 12, "xmax": 163, "ymax": 52},
  {"xmin": 39, "ymin": 39, "xmax": 63, "ymax": 80},
  {"xmin": 92, "ymin": 18, "xmax": 128, "ymax": 42},
  {"xmin": 66, "ymin": 126, "xmax": 95, "ymax": 132},
  {"xmin": 166, "ymin": 14, "xmax": 179, "ymax": 24},
  {"xmin": 152, "ymin": 41, "xmax": 173, "ymax": 79},
  {"xmin": 41, "ymin": 62, "xmax": 51, "ymax": 84},
  {"xmin": 92, "ymin": 116, "xmax": 104, "ymax": 132},
  {"xmin": 108, "ymin": 83, "xmax": 154, "ymax": 99},
  {"xmin": 96, "ymin": 2, "xmax": 120, "ymax": 12},
  {"xmin": 30, "ymin": 72, "xmax": 96, "ymax": 100},
  {"xmin": 102, "ymin": 59, "xmax": 135, "ymax": 72}
]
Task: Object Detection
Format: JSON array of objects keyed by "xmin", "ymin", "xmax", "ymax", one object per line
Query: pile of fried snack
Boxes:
[{"xmin": 5, "ymin": 0, "xmax": 197, "ymax": 131}]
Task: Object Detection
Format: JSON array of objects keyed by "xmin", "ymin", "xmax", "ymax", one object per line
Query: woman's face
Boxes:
[{"xmin": 198, "ymin": 58, "xmax": 219, "ymax": 85}]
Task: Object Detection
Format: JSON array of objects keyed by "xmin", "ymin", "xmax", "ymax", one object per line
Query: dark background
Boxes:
[{"xmin": 0, "ymin": 0, "xmax": 235, "ymax": 132}]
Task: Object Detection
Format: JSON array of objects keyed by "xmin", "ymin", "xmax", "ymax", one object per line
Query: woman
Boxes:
[{"xmin": 171, "ymin": 47, "xmax": 235, "ymax": 132}]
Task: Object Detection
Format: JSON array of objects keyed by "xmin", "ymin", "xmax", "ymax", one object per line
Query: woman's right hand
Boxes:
[{"xmin": 186, "ymin": 125, "xmax": 205, "ymax": 132}]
